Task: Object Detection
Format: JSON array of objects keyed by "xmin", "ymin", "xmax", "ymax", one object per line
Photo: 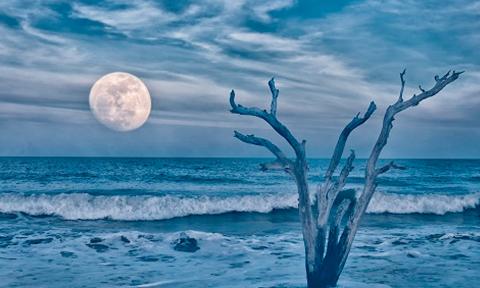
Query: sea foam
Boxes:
[
  {"xmin": 0, "ymin": 191, "xmax": 478, "ymax": 220},
  {"xmin": 367, "ymin": 192, "xmax": 480, "ymax": 215},
  {"xmin": 0, "ymin": 193, "xmax": 297, "ymax": 220}
]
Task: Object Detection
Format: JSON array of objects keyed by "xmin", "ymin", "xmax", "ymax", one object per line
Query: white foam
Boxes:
[
  {"xmin": 367, "ymin": 192, "xmax": 480, "ymax": 215},
  {"xmin": 438, "ymin": 232, "xmax": 480, "ymax": 240},
  {"xmin": 136, "ymin": 280, "xmax": 177, "ymax": 287},
  {"xmin": 0, "ymin": 193, "xmax": 297, "ymax": 220},
  {"xmin": 0, "ymin": 191, "xmax": 478, "ymax": 220}
]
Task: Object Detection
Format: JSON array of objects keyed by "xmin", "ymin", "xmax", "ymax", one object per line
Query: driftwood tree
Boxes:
[{"xmin": 229, "ymin": 70, "xmax": 462, "ymax": 287}]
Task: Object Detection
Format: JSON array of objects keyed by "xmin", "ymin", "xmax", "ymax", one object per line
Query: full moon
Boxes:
[{"xmin": 89, "ymin": 72, "xmax": 152, "ymax": 132}]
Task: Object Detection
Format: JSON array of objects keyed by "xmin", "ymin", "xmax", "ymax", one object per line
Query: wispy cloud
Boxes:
[{"xmin": 0, "ymin": 0, "xmax": 478, "ymax": 156}]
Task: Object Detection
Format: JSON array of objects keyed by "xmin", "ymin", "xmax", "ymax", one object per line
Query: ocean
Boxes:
[{"xmin": 0, "ymin": 158, "xmax": 479, "ymax": 288}]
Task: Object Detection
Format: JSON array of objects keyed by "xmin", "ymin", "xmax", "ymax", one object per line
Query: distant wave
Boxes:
[
  {"xmin": 0, "ymin": 172, "xmax": 253, "ymax": 185},
  {"xmin": 148, "ymin": 173, "xmax": 253, "ymax": 184},
  {"xmin": 0, "ymin": 192, "xmax": 478, "ymax": 220}
]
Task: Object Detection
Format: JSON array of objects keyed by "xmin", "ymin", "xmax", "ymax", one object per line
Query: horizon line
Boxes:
[{"xmin": 1, "ymin": 156, "xmax": 479, "ymax": 160}]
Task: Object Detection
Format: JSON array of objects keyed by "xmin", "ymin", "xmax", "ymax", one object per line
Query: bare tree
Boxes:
[{"xmin": 229, "ymin": 70, "xmax": 463, "ymax": 287}]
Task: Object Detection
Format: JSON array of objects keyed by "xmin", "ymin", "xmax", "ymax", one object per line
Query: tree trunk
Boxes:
[
  {"xmin": 307, "ymin": 268, "xmax": 338, "ymax": 288},
  {"xmin": 228, "ymin": 71, "xmax": 462, "ymax": 288},
  {"xmin": 306, "ymin": 253, "xmax": 343, "ymax": 288}
]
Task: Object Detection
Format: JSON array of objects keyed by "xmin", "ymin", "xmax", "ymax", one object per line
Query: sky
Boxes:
[{"xmin": 0, "ymin": 0, "xmax": 479, "ymax": 158}]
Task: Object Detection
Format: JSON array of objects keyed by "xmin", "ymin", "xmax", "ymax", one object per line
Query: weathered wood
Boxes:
[
  {"xmin": 268, "ymin": 78, "xmax": 279, "ymax": 116},
  {"xmin": 316, "ymin": 101, "xmax": 376, "ymax": 226},
  {"xmin": 229, "ymin": 70, "xmax": 462, "ymax": 287},
  {"xmin": 334, "ymin": 70, "xmax": 463, "ymax": 285},
  {"xmin": 233, "ymin": 130, "xmax": 293, "ymax": 172},
  {"xmin": 230, "ymin": 83, "xmax": 317, "ymax": 271}
]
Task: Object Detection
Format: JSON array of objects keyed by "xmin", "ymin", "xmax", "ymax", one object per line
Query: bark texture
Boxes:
[{"xmin": 229, "ymin": 70, "xmax": 462, "ymax": 287}]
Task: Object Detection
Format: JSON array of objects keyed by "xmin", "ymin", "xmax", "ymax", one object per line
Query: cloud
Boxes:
[
  {"xmin": 0, "ymin": 0, "xmax": 478, "ymax": 157},
  {"xmin": 72, "ymin": 1, "xmax": 176, "ymax": 35}
]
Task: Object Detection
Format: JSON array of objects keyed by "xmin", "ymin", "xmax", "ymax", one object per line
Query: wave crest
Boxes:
[
  {"xmin": 367, "ymin": 192, "xmax": 480, "ymax": 215},
  {"xmin": 0, "ymin": 193, "xmax": 297, "ymax": 220},
  {"xmin": 0, "ymin": 191, "xmax": 478, "ymax": 220}
]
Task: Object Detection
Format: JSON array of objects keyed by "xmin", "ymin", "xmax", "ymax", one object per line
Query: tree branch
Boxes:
[
  {"xmin": 259, "ymin": 160, "xmax": 290, "ymax": 172},
  {"xmin": 316, "ymin": 102, "xmax": 375, "ymax": 227},
  {"xmin": 336, "ymin": 150, "xmax": 356, "ymax": 190},
  {"xmin": 375, "ymin": 161, "xmax": 406, "ymax": 175},
  {"xmin": 317, "ymin": 150, "xmax": 355, "ymax": 228},
  {"xmin": 324, "ymin": 101, "xmax": 376, "ymax": 181},
  {"xmin": 332, "ymin": 199, "xmax": 351, "ymax": 235},
  {"xmin": 397, "ymin": 69, "xmax": 406, "ymax": 103},
  {"xmin": 335, "ymin": 69, "xmax": 463, "ymax": 277},
  {"xmin": 323, "ymin": 198, "xmax": 352, "ymax": 269},
  {"xmin": 230, "ymin": 89, "xmax": 304, "ymax": 157},
  {"xmin": 364, "ymin": 69, "xmax": 463, "ymax": 192},
  {"xmin": 268, "ymin": 78, "xmax": 279, "ymax": 116},
  {"xmin": 396, "ymin": 70, "xmax": 464, "ymax": 113},
  {"xmin": 233, "ymin": 131, "xmax": 293, "ymax": 171},
  {"xmin": 229, "ymin": 80, "xmax": 318, "ymax": 271}
]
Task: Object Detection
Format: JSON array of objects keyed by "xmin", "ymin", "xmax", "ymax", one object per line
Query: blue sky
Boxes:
[{"xmin": 0, "ymin": 0, "xmax": 479, "ymax": 157}]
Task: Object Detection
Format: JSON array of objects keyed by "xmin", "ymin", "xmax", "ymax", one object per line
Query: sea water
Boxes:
[{"xmin": 0, "ymin": 158, "xmax": 479, "ymax": 287}]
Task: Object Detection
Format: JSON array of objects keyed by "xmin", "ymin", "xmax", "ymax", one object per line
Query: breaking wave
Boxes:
[
  {"xmin": 0, "ymin": 191, "xmax": 479, "ymax": 220},
  {"xmin": 367, "ymin": 192, "xmax": 480, "ymax": 215},
  {"xmin": 0, "ymin": 193, "xmax": 297, "ymax": 220}
]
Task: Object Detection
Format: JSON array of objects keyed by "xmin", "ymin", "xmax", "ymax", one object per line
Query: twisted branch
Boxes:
[{"xmin": 233, "ymin": 131, "xmax": 293, "ymax": 171}]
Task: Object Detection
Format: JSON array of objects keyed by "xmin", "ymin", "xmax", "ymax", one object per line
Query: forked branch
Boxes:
[
  {"xmin": 324, "ymin": 101, "xmax": 376, "ymax": 181},
  {"xmin": 336, "ymin": 69, "xmax": 463, "ymax": 282},
  {"xmin": 393, "ymin": 70, "xmax": 463, "ymax": 115},
  {"xmin": 317, "ymin": 102, "xmax": 376, "ymax": 227},
  {"xmin": 229, "ymin": 79, "xmax": 316, "ymax": 273},
  {"xmin": 364, "ymin": 69, "xmax": 464, "ymax": 192},
  {"xmin": 229, "ymin": 90, "xmax": 304, "ymax": 157}
]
